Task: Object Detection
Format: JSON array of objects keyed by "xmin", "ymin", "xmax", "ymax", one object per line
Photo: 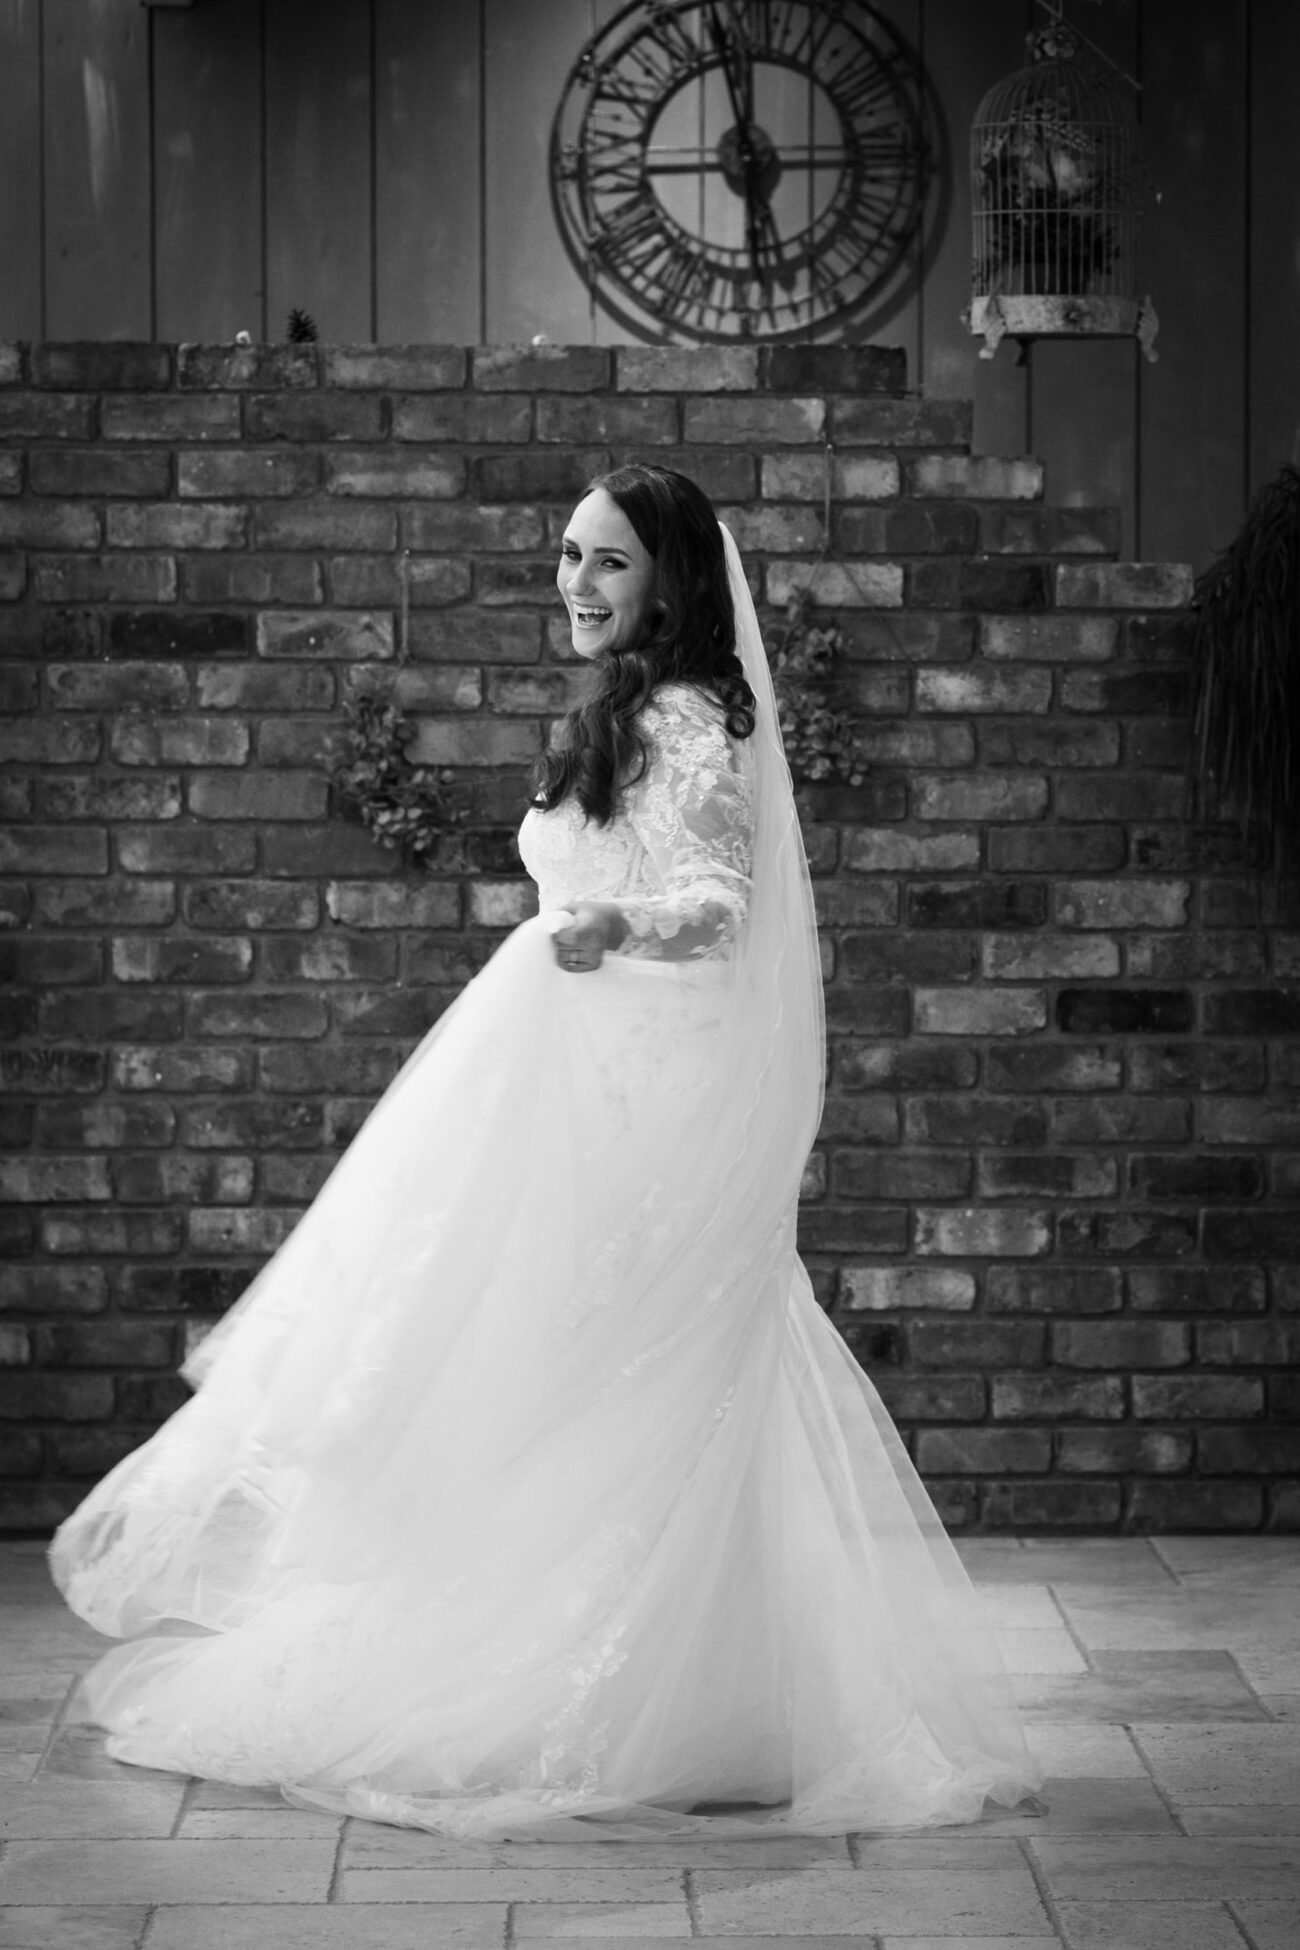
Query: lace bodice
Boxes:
[{"xmin": 518, "ymin": 683, "xmax": 754, "ymax": 962}]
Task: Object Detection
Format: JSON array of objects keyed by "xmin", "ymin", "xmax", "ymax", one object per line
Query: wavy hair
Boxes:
[{"xmin": 532, "ymin": 465, "xmax": 756, "ymax": 825}]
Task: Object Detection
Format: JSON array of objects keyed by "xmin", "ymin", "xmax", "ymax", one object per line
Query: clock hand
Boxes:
[{"xmin": 706, "ymin": 8, "xmax": 769, "ymax": 290}]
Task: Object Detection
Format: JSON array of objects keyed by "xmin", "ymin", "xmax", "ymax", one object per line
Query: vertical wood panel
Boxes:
[
  {"xmin": 153, "ymin": 0, "xmax": 264, "ymax": 343},
  {"xmin": 1249, "ymin": 0, "xmax": 1300, "ymax": 491},
  {"xmin": 264, "ymin": 0, "xmax": 373, "ymax": 345},
  {"xmin": 1028, "ymin": 0, "xmax": 1140, "ymax": 554},
  {"xmin": 851, "ymin": 0, "xmax": 921, "ymax": 379},
  {"xmin": 43, "ymin": 0, "xmax": 151, "ymax": 339},
  {"xmin": 376, "ymin": 0, "xmax": 482, "ymax": 342},
  {"xmin": 1138, "ymin": 0, "xmax": 1247, "ymax": 569},
  {"xmin": 918, "ymin": 0, "xmax": 1030, "ymax": 456},
  {"xmin": 0, "ymin": 0, "xmax": 42, "ymax": 339},
  {"xmin": 484, "ymin": 0, "xmax": 596, "ymax": 345}
]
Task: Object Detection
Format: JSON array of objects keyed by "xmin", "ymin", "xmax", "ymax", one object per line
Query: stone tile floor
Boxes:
[{"xmin": 1, "ymin": 1536, "xmax": 1298, "ymax": 1949}]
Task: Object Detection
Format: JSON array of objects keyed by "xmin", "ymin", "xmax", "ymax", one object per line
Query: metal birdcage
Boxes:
[{"xmin": 966, "ymin": 11, "xmax": 1157, "ymax": 362}]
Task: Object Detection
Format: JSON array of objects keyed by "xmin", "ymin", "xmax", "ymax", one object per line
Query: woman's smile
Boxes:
[{"xmin": 557, "ymin": 488, "xmax": 655, "ymax": 658}]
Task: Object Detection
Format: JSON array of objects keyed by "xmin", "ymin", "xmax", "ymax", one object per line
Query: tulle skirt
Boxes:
[{"xmin": 50, "ymin": 916, "xmax": 1040, "ymax": 1838}]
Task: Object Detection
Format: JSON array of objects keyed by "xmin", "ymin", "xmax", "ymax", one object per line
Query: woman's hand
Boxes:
[{"xmin": 552, "ymin": 902, "xmax": 627, "ymax": 974}]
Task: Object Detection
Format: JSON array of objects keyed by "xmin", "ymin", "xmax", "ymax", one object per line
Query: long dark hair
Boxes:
[{"xmin": 532, "ymin": 465, "xmax": 756, "ymax": 825}]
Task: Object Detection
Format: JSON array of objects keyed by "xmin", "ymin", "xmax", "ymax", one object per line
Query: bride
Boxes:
[{"xmin": 50, "ymin": 464, "xmax": 1040, "ymax": 1838}]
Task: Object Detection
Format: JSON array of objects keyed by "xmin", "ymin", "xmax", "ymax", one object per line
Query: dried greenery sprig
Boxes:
[
  {"xmin": 330, "ymin": 689, "xmax": 459, "ymax": 866},
  {"xmin": 1190, "ymin": 463, "xmax": 1300, "ymax": 869},
  {"xmin": 770, "ymin": 590, "xmax": 868, "ymax": 788}
]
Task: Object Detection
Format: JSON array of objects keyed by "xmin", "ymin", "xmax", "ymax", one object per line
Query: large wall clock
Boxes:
[{"xmin": 550, "ymin": 0, "xmax": 938, "ymax": 342}]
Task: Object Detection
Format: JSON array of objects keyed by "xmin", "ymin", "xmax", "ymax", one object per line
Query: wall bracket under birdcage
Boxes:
[{"xmin": 964, "ymin": 8, "xmax": 1159, "ymax": 364}]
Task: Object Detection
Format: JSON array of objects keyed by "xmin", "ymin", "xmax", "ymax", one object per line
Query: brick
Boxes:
[
  {"xmin": 1059, "ymin": 1428, "xmax": 1193, "ymax": 1474},
  {"xmin": 36, "ymin": 1101, "xmax": 175, "ymax": 1148},
  {"xmin": 0, "ymin": 1265, "xmax": 108, "ymax": 1318},
  {"xmin": 762, "ymin": 453, "xmax": 899, "ymax": 502},
  {"xmin": 485, "ymin": 668, "xmax": 580, "ymax": 715},
  {"xmin": 915, "ymin": 667, "xmax": 1052, "ymax": 713},
  {"xmin": 615, "ymin": 346, "xmax": 757, "ymax": 391},
  {"xmin": 993, "ymin": 1374, "xmax": 1125, "ymax": 1419},
  {"xmin": 1128, "ymin": 1267, "xmax": 1265, "ymax": 1314},
  {"xmin": 178, "ymin": 343, "xmax": 317, "ymax": 389},
  {"xmin": 872, "ymin": 1372, "xmax": 986, "ymax": 1422},
  {"xmin": 1126, "ymin": 720, "xmax": 1189, "ymax": 770},
  {"xmin": 985, "ymin": 1047, "xmax": 1122, "ymax": 1098},
  {"xmin": 0, "ymin": 503, "xmax": 100, "ymax": 547},
  {"xmin": 798, "ymin": 1206, "xmax": 908, "ymax": 1253},
  {"xmin": 984, "ymin": 1481, "xmax": 1122, "ymax": 1528},
  {"xmin": 325, "ymin": 881, "xmax": 461, "ymax": 929},
  {"xmin": 1130, "ymin": 1481, "xmax": 1265, "ymax": 1530},
  {"xmin": 178, "ymin": 448, "xmax": 321, "ymax": 497},
  {"xmin": 188, "ymin": 1208, "xmax": 300, "ymax": 1256},
  {"xmin": 684, "ymin": 396, "xmax": 825, "ymax": 444},
  {"xmin": 1057, "ymin": 988, "xmax": 1193, "ymax": 1034},
  {"xmin": 1055, "ymin": 878, "xmax": 1191, "ymax": 928},
  {"xmin": 1058, "ymin": 1210, "xmax": 1198, "ymax": 1258},
  {"xmin": 914, "ymin": 1207, "xmax": 1051, "ymax": 1256},
  {"xmin": 839, "ymin": 1266, "xmax": 975, "ymax": 1312},
  {"xmin": 906, "ymin": 455, "xmax": 1042, "ymax": 500},
  {"xmin": 1203, "ymin": 989, "xmax": 1300, "ymax": 1035},
  {"xmin": 0, "ymin": 1047, "xmax": 106, "ymax": 1094},
  {"xmin": 474, "ymin": 559, "xmax": 563, "ymax": 608},
  {"xmin": 112, "ymin": 715, "xmax": 250, "ymax": 767},
  {"xmin": 912, "ymin": 774, "xmax": 1049, "ymax": 823},
  {"xmin": 473, "ymin": 450, "xmax": 610, "ymax": 501},
  {"xmin": 195, "ymin": 665, "xmax": 334, "ymax": 710},
  {"xmin": 1198, "ymin": 1429, "xmax": 1300, "ymax": 1474},
  {"xmin": 183, "ymin": 880, "xmax": 318, "ymax": 930},
  {"xmin": 978, "ymin": 506, "xmax": 1120, "ymax": 556},
  {"xmin": 260, "ymin": 825, "xmax": 392, "ymax": 876},
  {"xmin": 244, "ymin": 392, "xmax": 386, "ymax": 441},
  {"xmin": 42, "ymin": 1209, "xmax": 184, "ymax": 1256},
  {"xmin": 842, "ymin": 829, "xmax": 978, "ymax": 872},
  {"xmin": 331, "ymin": 985, "xmax": 438, "ymax": 1036},
  {"xmin": 914, "ymin": 988, "xmax": 1047, "ymax": 1035},
  {"xmin": 48, "ymin": 660, "xmax": 188, "ymax": 709},
  {"xmin": 30, "ymin": 448, "xmax": 172, "ymax": 497},
  {"xmin": 1204, "ymin": 1210, "xmax": 1300, "ymax": 1260},
  {"xmin": 113, "ymin": 935, "xmax": 252, "ymax": 984},
  {"xmin": 0, "ymin": 342, "xmax": 21, "ymax": 382},
  {"xmin": 251, "ymin": 503, "xmax": 397, "ymax": 550},
  {"xmin": 907, "ymin": 560, "xmax": 1053, "ymax": 611},
  {"xmin": 988, "ymin": 1266, "xmax": 1122, "ymax": 1313},
  {"xmin": 535, "ymin": 394, "xmax": 678, "ymax": 444},
  {"xmin": 470, "ymin": 344, "xmax": 604, "ymax": 391},
  {"xmin": 767, "ymin": 344, "xmax": 907, "ymax": 392},
  {"xmin": 1197, "ymin": 1321, "xmax": 1300, "ymax": 1364},
  {"xmin": 988, "ymin": 827, "xmax": 1126, "ymax": 873},
  {"xmin": 1052, "ymin": 1094, "xmax": 1192, "ymax": 1144},
  {"xmin": 1129, "ymin": 1154, "xmax": 1265, "ymax": 1200},
  {"xmin": 0, "ymin": 1375, "xmax": 115, "ymax": 1421},
  {"xmin": 1130, "ymin": 823, "xmax": 1264, "ymax": 873},
  {"xmin": 838, "ymin": 931, "xmax": 975, "ymax": 985},
  {"xmin": 324, "ymin": 450, "xmax": 464, "ymax": 498},
  {"xmin": 102, "ymin": 393, "xmax": 241, "ymax": 441},
  {"xmin": 846, "ymin": 619, "xmax": 978, "ymax": 671},
  {"xmin": 981, "ymin": 935, "xmax": 1118, "ymax": 982},
  {"xmin": 910, "ymin": 1320, "xmax": 1045, "ymax": 1368},
  {"xmin": 33, "ymin": 1321, "xmax": 177, "ymax": 1369},
  {"xmin": 393, "ymin": 393, "xmax": 531, "ymax": 442},
  {"xmin": 980, "ymin": 616, "xmax": 1117, "ymax": 661},
  {"xmin": 255, "ymin": 716, "xmax": 338, "ymax": 764},
  {"xmin": 259, "ymin": 1044, "xmax": 403, "ymax": 1094},
  {"xmin": 917, "ymin": 1428, "xmax": 1051, "ymax": 1474},
  {"xmin": 0, "ymin": 825, "xmax": 108, "ymax": 875},
  {"xmin": 410, "ymin": 718, "xmax": 540, "ymax": 766},
  {"xmin": 0, "ymin": 556, "xmax": 26, "ymax": 598},
  {"xmin": 833, "ymin": 1042, "xmax": 976, "ymax": 1090},
  {"xmin": 978, "ymin": 1152, "xmax": 1117, "ymax": 1199},
  {"xmin": 0, "ymin": 392, "xmax": 93, "ymax": 439},
  {"xmin": 115, "ymin": 1153, "xmax": 254, "ymax": 1206},
  {"xmin": 0, "ymin": 718, "xmax": 101, "ymax": 764},
  {"xmin": 184, "ymin": 556, "xmax": 323, "ymax": 605},
  {"xmin": 1061, "ymin": 668, "xmax": 1191, "ymax": 716},
  {"xmin": 1133, "ymin": 1376, "xmax": 1264, "ymax": 1420},
  {"xmin": 255, "ymin": 608, "xmax": 392, "ymax": 661},
  {"xmin": 116, "ymin": 1265, "xmax": 250, "ymax": 1313},
  {"xmin": 179, "ymin": 1097, "xmax": 323, "ymax": 1149},
  {"xmin": 109, "ymin": 611, "xmax": 247, "ymax": 658},
  {"xmin": 34, "ymin": 342, "xmax": 170, "ymax": 389},
  {"xmin": 33, "ymin": 554, "xmax": 177, "ymax": 603},
  {"xmin": 908, "ymin": 880, "xmax": 1046, "ymax": 929},
  {"xmin": 116, "ymin": 825, "xmax": 257, "ymax": 873},
  {"xmin": 0, "ymin": 1156, "xmax": 112, "ymax": 1202},
  {"xmin": 467, "ymin": 881, "xmax": 535, "ymax": 927},
  {"xmin": 979, "ymin": 720, "xmax": 1120, "ymax": 767},
  {"xmin": 187, "ymin": 990, "xmax": 327, "ymax": 1040},
  {"xmin": 1056, "ymin": 562, "xmax": 1194, "ymax": 607},
  {"xmin": 113, "ymin": 1045, "xmax": 253, "ymax": 1092},
  {"xmin": 34, "ymin": 878, "xmax": 175, "ymax": 927},
  {"xmin": 401, "ymin": 505, "xmax": 546, "ymax": 554},
  {"xmin": 188, "ymin": 771, "xmax": 329, "ymax": 821},
  {"xmin": 833, "ymin": 1152, "xmax": 971, "ymax": 1200},
  {"xmin": 905, "ymin": 1097, "xmax": 1047, "ymax": 1148},
  {"xmin": 765, "ymin": 560, "xmax": 903, "ymax": 609},
  {"xmin": 814, "ymin": 1095, "xmax": 901, "ymax": 1143},
  {"xmin": 718, "ymin": 504, "xmax": 828, "ymax": 555},
  {"xmin": 1120, "ymin": 612, "xmax": 1196, "ymax": 660},
  {"xmin": 1053, "ymin": 1321, "xmax": 1190, "ymax": 1370},
  {"xmin": 821, "ymin": 988, "xmax": 910, "ymax": 1037},
  {"xmin": 838, "ymin": 501, "xmax": 977, "ymax": 554}
]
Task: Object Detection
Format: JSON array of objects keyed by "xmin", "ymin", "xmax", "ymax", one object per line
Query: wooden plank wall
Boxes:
[{"xmin": 0, "ymin": 0, "xmax": 1293, "ymax": 572}]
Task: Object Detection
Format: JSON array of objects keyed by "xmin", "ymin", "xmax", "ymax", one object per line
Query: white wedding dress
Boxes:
[{"xmin": 50, "ymin": 535, "xmax": 1040, "ymax": 1839}]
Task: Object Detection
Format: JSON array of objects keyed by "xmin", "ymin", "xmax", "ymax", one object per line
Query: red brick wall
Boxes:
[{"xmin": 2, "ymin": 339, "xmax": 1298, "ymax": 1535}]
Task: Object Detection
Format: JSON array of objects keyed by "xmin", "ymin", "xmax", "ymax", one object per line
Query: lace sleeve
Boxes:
[{"xmin": 614, "ymin": 686, "xmax": 754, "ymax": 962}]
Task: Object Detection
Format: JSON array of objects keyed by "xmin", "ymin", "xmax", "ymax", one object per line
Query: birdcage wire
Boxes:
[{"xmin": 965, "ymin": 15, "xmax": 1157, "ymax": 361}]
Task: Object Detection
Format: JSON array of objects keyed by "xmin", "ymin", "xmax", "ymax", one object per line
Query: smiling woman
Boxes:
[{"xmin": 557, "ymin": 491, "xmax": 655, "ymax": 657}]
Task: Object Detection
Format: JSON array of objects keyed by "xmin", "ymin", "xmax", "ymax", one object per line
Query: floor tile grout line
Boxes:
[
  {"xmin": 1045, "ymin": 1581, "xmax": 1098, "ymax": 1673},
  {"xmin": 1225, "ymin": 1892, "xmax": 1267, "ymax": 1950},
  {"xmin": 325, "ymin": 1810, "xmax": 348, "ymax": 1903},
  {"xmin": 1147, "ymin": 1537, "xmax": 1191, "ymax": 1588},
  {"xmin": 683, "ymin": 1863, "xmax": 702, "ymax": 1937},
  {"xmin": 169, "ymin": 1773, "xmax": 197, "ymax": 1840},
  {"xmin": 136, "ymin": 1902, "xmax": 159, "ymax": 1950},
  {"xmin": 1016, "ymin": 1832, "xmax": 1070, "ymax": 1949},
  {"xmin": 29, "ymin": 1673, "xmax": 82, "ymax": 1779}
]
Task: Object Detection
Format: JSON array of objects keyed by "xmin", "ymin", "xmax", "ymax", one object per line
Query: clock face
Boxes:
[{"xmin": 550, "ymin": 0, "xmax": 937, "ymax": 342}]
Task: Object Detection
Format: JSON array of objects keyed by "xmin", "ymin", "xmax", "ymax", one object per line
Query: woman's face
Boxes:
[{"xmin": 557, "ymin": 489, "xmax": 655, "ymax": 660}]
